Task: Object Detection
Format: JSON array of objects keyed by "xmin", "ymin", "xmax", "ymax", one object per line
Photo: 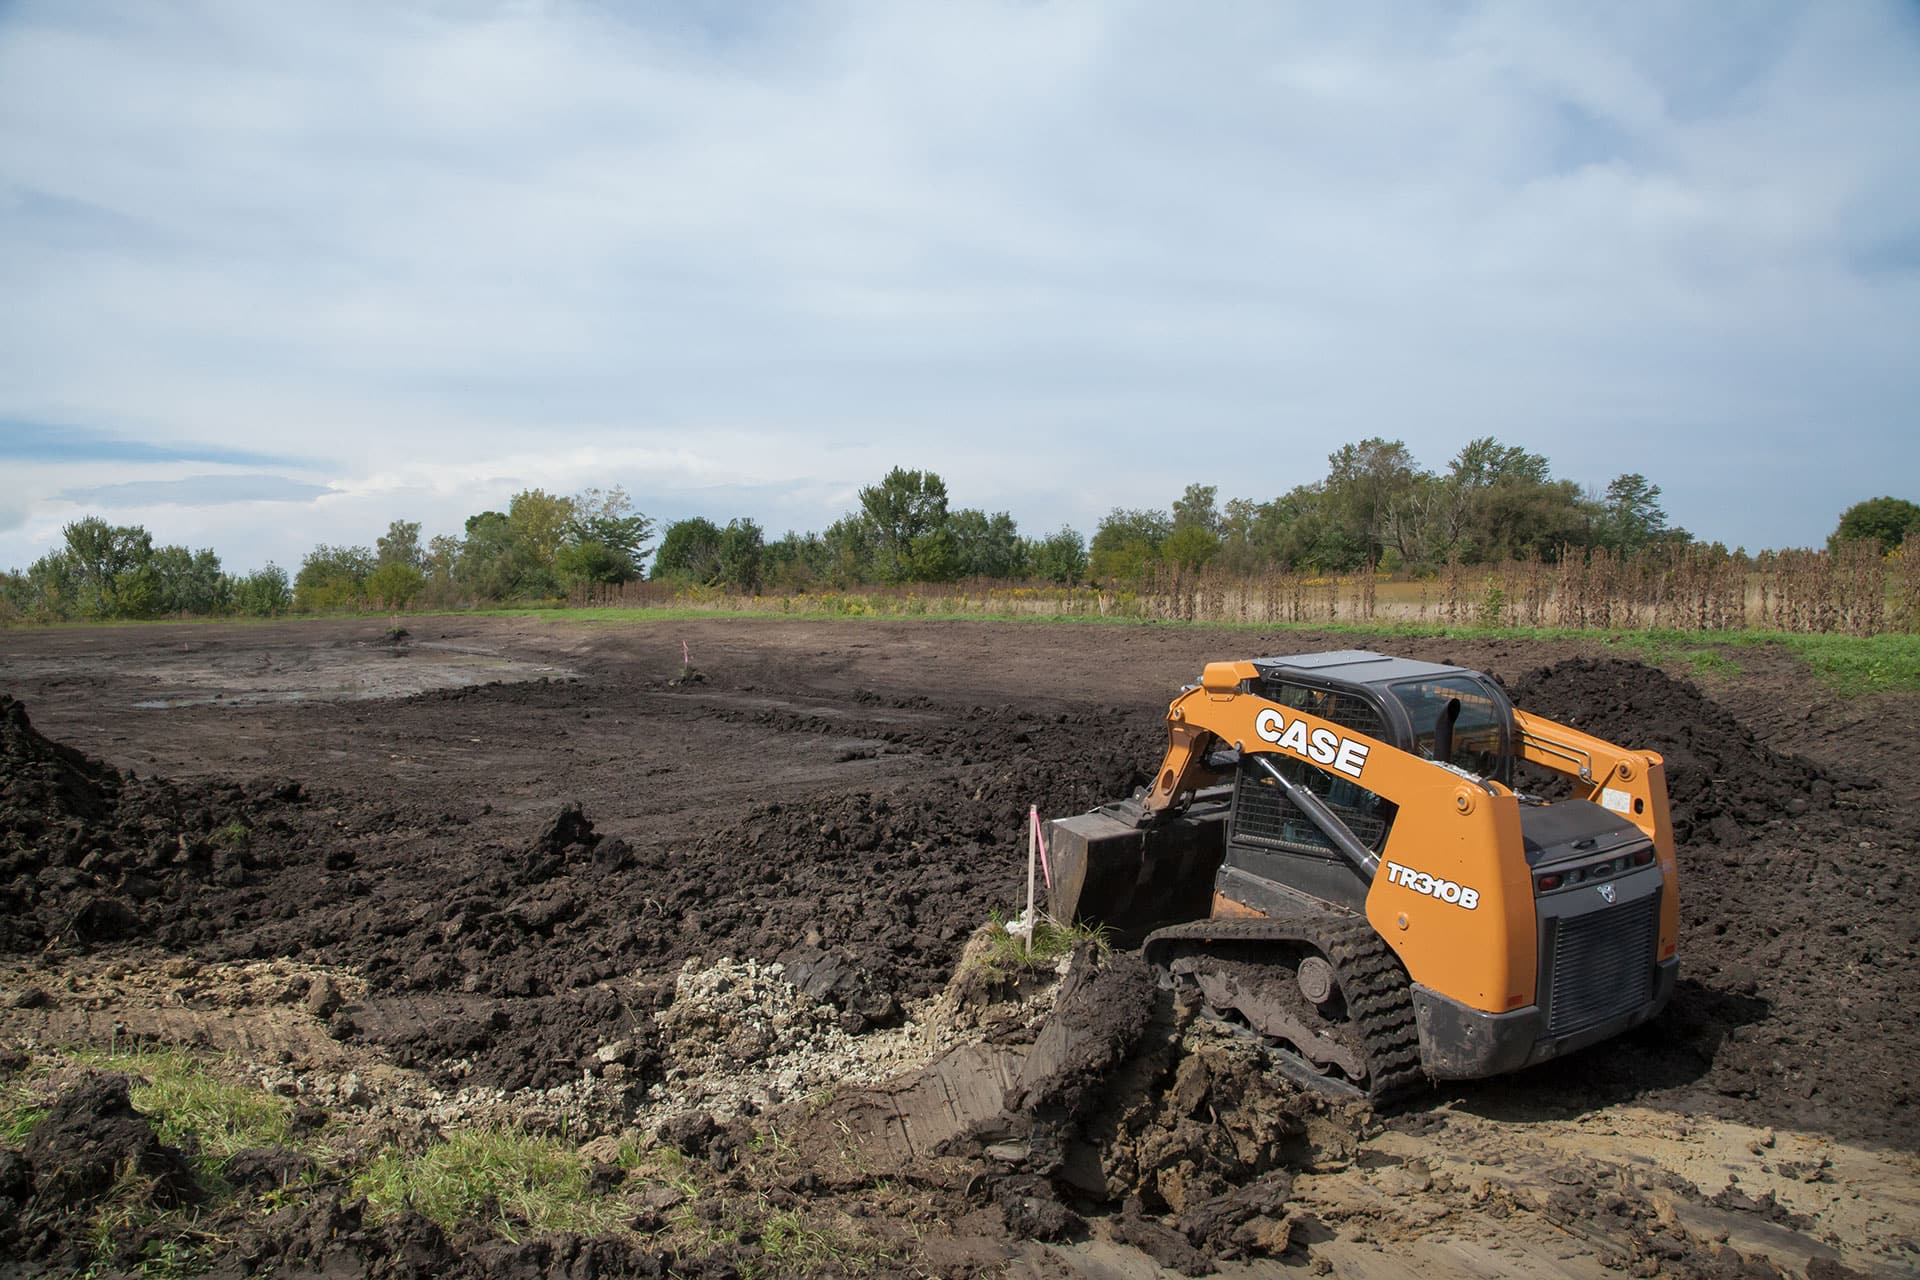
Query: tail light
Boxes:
[
  {"xmin": 1536, "ymin": 873, "xmax": 1563, "ymax": 893},
  {"xmin": 1632, "ymin": 849, "xmax": 1655, "ymax": 867}
]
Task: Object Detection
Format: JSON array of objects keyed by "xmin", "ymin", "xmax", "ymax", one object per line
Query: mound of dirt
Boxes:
[
  {"xmin": 1505, "ymin": 659, "xmax": 1917, "ymax": 1146},
  {"xmin": 1509, "ymin": 657, "xmax": 1854, "ymax": 846},
  {"xmin": 806, "ymin": 947, "xmax": 1338, "ymax": 1270},
  {"xmin": 226, "ymin": 1193, "xmax": 701, "ymax": 1279},
  {"xmin": 2, "ymin": 1073, "xmax": 200, "ymax": 1269},
  {"xmin": 0, "ymin": 694, "xmax": 305, "ymax": 954}
]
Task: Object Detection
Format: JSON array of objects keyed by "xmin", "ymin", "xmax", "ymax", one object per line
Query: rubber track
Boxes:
[{"xmin": 1144, "ymin": 913, "xmax": 1426, "ymax": 1104}]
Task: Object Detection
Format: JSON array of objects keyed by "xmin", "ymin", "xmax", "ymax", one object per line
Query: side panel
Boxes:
[{"xmin": 1364, "ymin": 792, "xmax": 1537, "ymax": 1015}]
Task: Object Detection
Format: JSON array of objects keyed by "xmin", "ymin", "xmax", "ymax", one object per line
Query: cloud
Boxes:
[
  {"xmin": 0, "ymin": 419, "xmax": 315, "ymax": 468},
  {"xmin": 58, "ymin": 472, "xmax": 336, "ymax": 508},
  {"xmin": 0, "ymin": 0, "xmax": 1915, "ymax": 569}
]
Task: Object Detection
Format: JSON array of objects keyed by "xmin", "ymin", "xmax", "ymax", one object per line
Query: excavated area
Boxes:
[{"xmin": 0, "ymin": 616, "xmax": 1916, "ymax": 1278}]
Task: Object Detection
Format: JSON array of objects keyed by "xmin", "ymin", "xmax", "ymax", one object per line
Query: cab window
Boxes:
[
  {"xmin": 1258, "ymin": 679, "xmax": 1387, "ymax": 741},
  {"xmin": 1390, "ymin": 677, "xmax": 1509, "ymax": 781}
]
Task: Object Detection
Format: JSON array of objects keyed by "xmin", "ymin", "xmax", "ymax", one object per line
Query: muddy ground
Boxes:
[{"xmin": 0, "ymin": 615, "xmax": 1916, "ymax": 1278}]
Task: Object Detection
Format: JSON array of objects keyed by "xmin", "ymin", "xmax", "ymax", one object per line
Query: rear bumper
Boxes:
[{"xmin": 1410, "ymin": 959, "xmax": 1677, "ymax": 1080}]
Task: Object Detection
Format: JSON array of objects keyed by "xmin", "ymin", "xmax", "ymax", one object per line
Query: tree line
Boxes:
[
  {"xmin": 1088, "ymin": 438, "xmax": 1687, "ymax": 582},
  {"xmin": 5, "ymin": 437, "xmax": 1915, "ymax": 622}
]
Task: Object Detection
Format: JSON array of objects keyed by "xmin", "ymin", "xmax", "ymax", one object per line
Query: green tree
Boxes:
[
  {"xmin": 365, "ymin": 560, "xmax": 426, "ymax": 608},
  {"xmin": 507, "ymin": 489, "xmax": 576, "ymax": 579},
  {"xmin": 455, "ymin": 511, "xmax": 518, "ymax": 599},
  {"xmin": 149, "ymin": 545, "xmax": 228, "ymax": 614},
  {"xmin": 652, "ymin": 517, "xmax": 725, "ymax": 583},
  {"xmin": 1089, "ymin": 508, "xmax": 1172, "ymax": 582},
  {"xmin": 907, "ymin": 524, "xmax": 963, "ymax": 582},
  {"xmin": 716, "ymin": 518, "xmax": 765, "ymax": 592},
  {"xmin": 232, "ymin": 564, "xmax": 292, "ymax": 616},
  {"xmin": 296, "ymin": 544, "xmax": 375, "ymax": 611},
  {"xmin": 1323, "ymin": 438, "xmax": 1424, "ymax": 569},
  {"xmin": 1598, "ymin": 473, "xmax": 1668, "ymax": 554},
  {"xmin": 1216, "ymin": 497, "xmax": 1266, "ymax": 574},
  {"xmin": 948, "ymin": 509, "xmax": 1025, "ymax": 578},
  {"xmin": 821, "ymin": 515, "xmax": 875, "ymax": 586},
  {"xmin": 1026, "ymin": 526, "xmax": 1088, "ymax": 585},
  {"xmin": 1417, "ymin": 438, "xmax": 1575, "ymax": 564},
  {"xmin": 10, "ymin": 552, "xmax": 76, "ymax": 620},
  {"xmin": 763, "ymin": 532, "xmax": 830, "ymax": 589},
  {"xmin": 60, "ymin": 517, "xmax": 159, "ymax": 618},
  {"xmin": 858, "ymin": 467, "xmax": 950, "ymax": 583},
  {"xmin": 1229, "ymin": 485, "xmax": 1341, "ymax": 572},
  {"xmin": 567, "ymin": 486, "xmax": 653, "ymax": 582},
  {"xmin": 1830, "ymin": 496, "xmax": 1920, "ymax": 554},
  {"xmin": 1171, "ymin": 483, "xmax": 1222, "ymax": 535},
  {"xmin": 1163, "ymin": 523, "xmax": 1221, "ymax": 571},
  {"xmin": 376, "ymin": 520, "xmax": 425, "ymax": 570},
  {"xmin": 425, "ymin": 534, "xmax": 461, "ymax": 598},
  {"xmin": 555, "ymin": 539, "xmax": 632, "ymax": 586}
]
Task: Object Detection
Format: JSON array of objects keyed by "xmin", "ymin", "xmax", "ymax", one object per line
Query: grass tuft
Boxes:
[
  {"xmin": 1, "ymin": 1073, "xmax": 44, "ymax": 1145},
  {"xmin": 353, "ymin": 1127, "xmax": 627, "ymax": 1242},
  {"xmin": 76, "ymin": 1048, "xmax": 296, "ymax": 1172},
  {"xmin": 972, "ymin": 912, "xmax": 1111, "ymax": 977}
]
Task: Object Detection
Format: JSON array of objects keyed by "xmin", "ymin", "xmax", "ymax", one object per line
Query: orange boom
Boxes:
[{"xmin": 1046, "ymin": 650, "xmax": 1679, "ymax": 1099}]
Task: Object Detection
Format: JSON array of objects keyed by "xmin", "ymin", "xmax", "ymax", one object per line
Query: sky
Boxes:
[{"xmin": 1, "ymin": 1, "xmax": 1916, "ymax": 573}]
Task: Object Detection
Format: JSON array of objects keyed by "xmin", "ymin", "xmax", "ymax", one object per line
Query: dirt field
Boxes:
[{"xmin": 2, "ymin": 615, "xmax": 1916, "ymax": 1278}]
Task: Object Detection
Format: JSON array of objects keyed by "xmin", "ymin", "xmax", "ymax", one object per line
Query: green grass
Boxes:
[
  {"xmin": 3, "ymin": 1044, "xmax": 898, "ymax": 1274},
  {"xmin": 353, "ymin": 1127, "xmax": 628, "ymax": 1242},
  {"xmin": 754, "ymin": 1204, "xmax": 886, "ymax": 1277},
  {"xmin": 970, "ymin": 913, "xmax": 1112, "ymax": 978},
  {"xmin": 659, "ymin": 1188, "xmax": 889, "ymax": 1279},
  {"xmin": 1772, "ymin": 632, "xmax": 1920, "ymax": 695},
  {"xmin": 75, "ymin": 1047, "xmax": 297, "ymax": 1173},
  {"xmin": 0, "ymin": 1075, "xmax": 44, "ymax": 1144},
  {"xmin": 3, "ymin": 1048, "xmax": 297, "ymax": 1166},
  {"xmin": 0, "ymin": 1049, "xmax": 303, "ymax": 1280},
  {"xmin": 85, "ymin": 1165, "xmax": 219, "ymax": 1280}
]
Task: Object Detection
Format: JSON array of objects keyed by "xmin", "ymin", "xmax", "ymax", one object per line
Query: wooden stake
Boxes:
[{"xmin": 1024, "ymin": 804, "xmax": 1038, "ymax": 954}]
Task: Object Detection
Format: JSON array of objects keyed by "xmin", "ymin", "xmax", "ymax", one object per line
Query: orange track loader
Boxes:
[{"xmin": 1046, "ymin": 650, "xmax": 1679, "ymax": 1098}]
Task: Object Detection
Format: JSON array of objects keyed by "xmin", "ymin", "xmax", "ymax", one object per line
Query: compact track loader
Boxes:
[{"xmin": 1047, "ymin": 650, "xmax": 1679, "ymax": 1099}]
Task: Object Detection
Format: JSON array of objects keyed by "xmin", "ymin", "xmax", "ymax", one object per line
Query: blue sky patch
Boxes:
[{"xmin": 0, "ymin": 419, "xmax": 316, "ymax": 469}]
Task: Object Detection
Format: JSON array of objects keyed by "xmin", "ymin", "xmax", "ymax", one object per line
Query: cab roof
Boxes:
[{"xmin": 1250, "ymin": 649, "xmax": 1478, "ymax": 689}]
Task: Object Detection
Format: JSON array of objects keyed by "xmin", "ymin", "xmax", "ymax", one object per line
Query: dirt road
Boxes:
[{"xmin": 1, "ymin": 615, "xmax": 1915, "ymax": 1277}]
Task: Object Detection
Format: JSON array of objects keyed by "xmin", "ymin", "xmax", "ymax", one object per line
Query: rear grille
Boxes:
[{"xmin": 1545, "ymin": 894, "xmax": 1658, "ymax": 1037}]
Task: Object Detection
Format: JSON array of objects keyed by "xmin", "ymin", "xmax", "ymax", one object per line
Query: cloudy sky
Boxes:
[{"xmin": 2, "ymin": 1, "xmax": 1916, "ymax": 572}]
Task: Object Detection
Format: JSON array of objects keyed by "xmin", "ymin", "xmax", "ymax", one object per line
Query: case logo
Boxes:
[
  {"xmin": 1253, "ymin": 708, "xmax": 1371, "ymax": 778},
  {"xmin": 1597, "ymin": 882, "xmax": 1617, "ymax": 904}
]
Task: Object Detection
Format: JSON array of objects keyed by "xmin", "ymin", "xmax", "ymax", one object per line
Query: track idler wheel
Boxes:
[{"xmin": 1167, "ymin": 945, "xmax": 1371, "ymax": 1088}]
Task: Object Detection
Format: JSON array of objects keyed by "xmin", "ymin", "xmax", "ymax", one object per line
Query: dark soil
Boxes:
[
  {"xmin": 3, "ymin": 1073, "xmax": 199, "ymax": 1271},
  {"xmin": 0, "ymin": 693, "xmax": 306, "ymax": 954},
  {"xmin": 1495, "ymin": 658, "xmax": 1917, "ymax": 1146},
  {"xmin": 2, "ymin": 616, "xmax": 1916, "ymax": 1276}
]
